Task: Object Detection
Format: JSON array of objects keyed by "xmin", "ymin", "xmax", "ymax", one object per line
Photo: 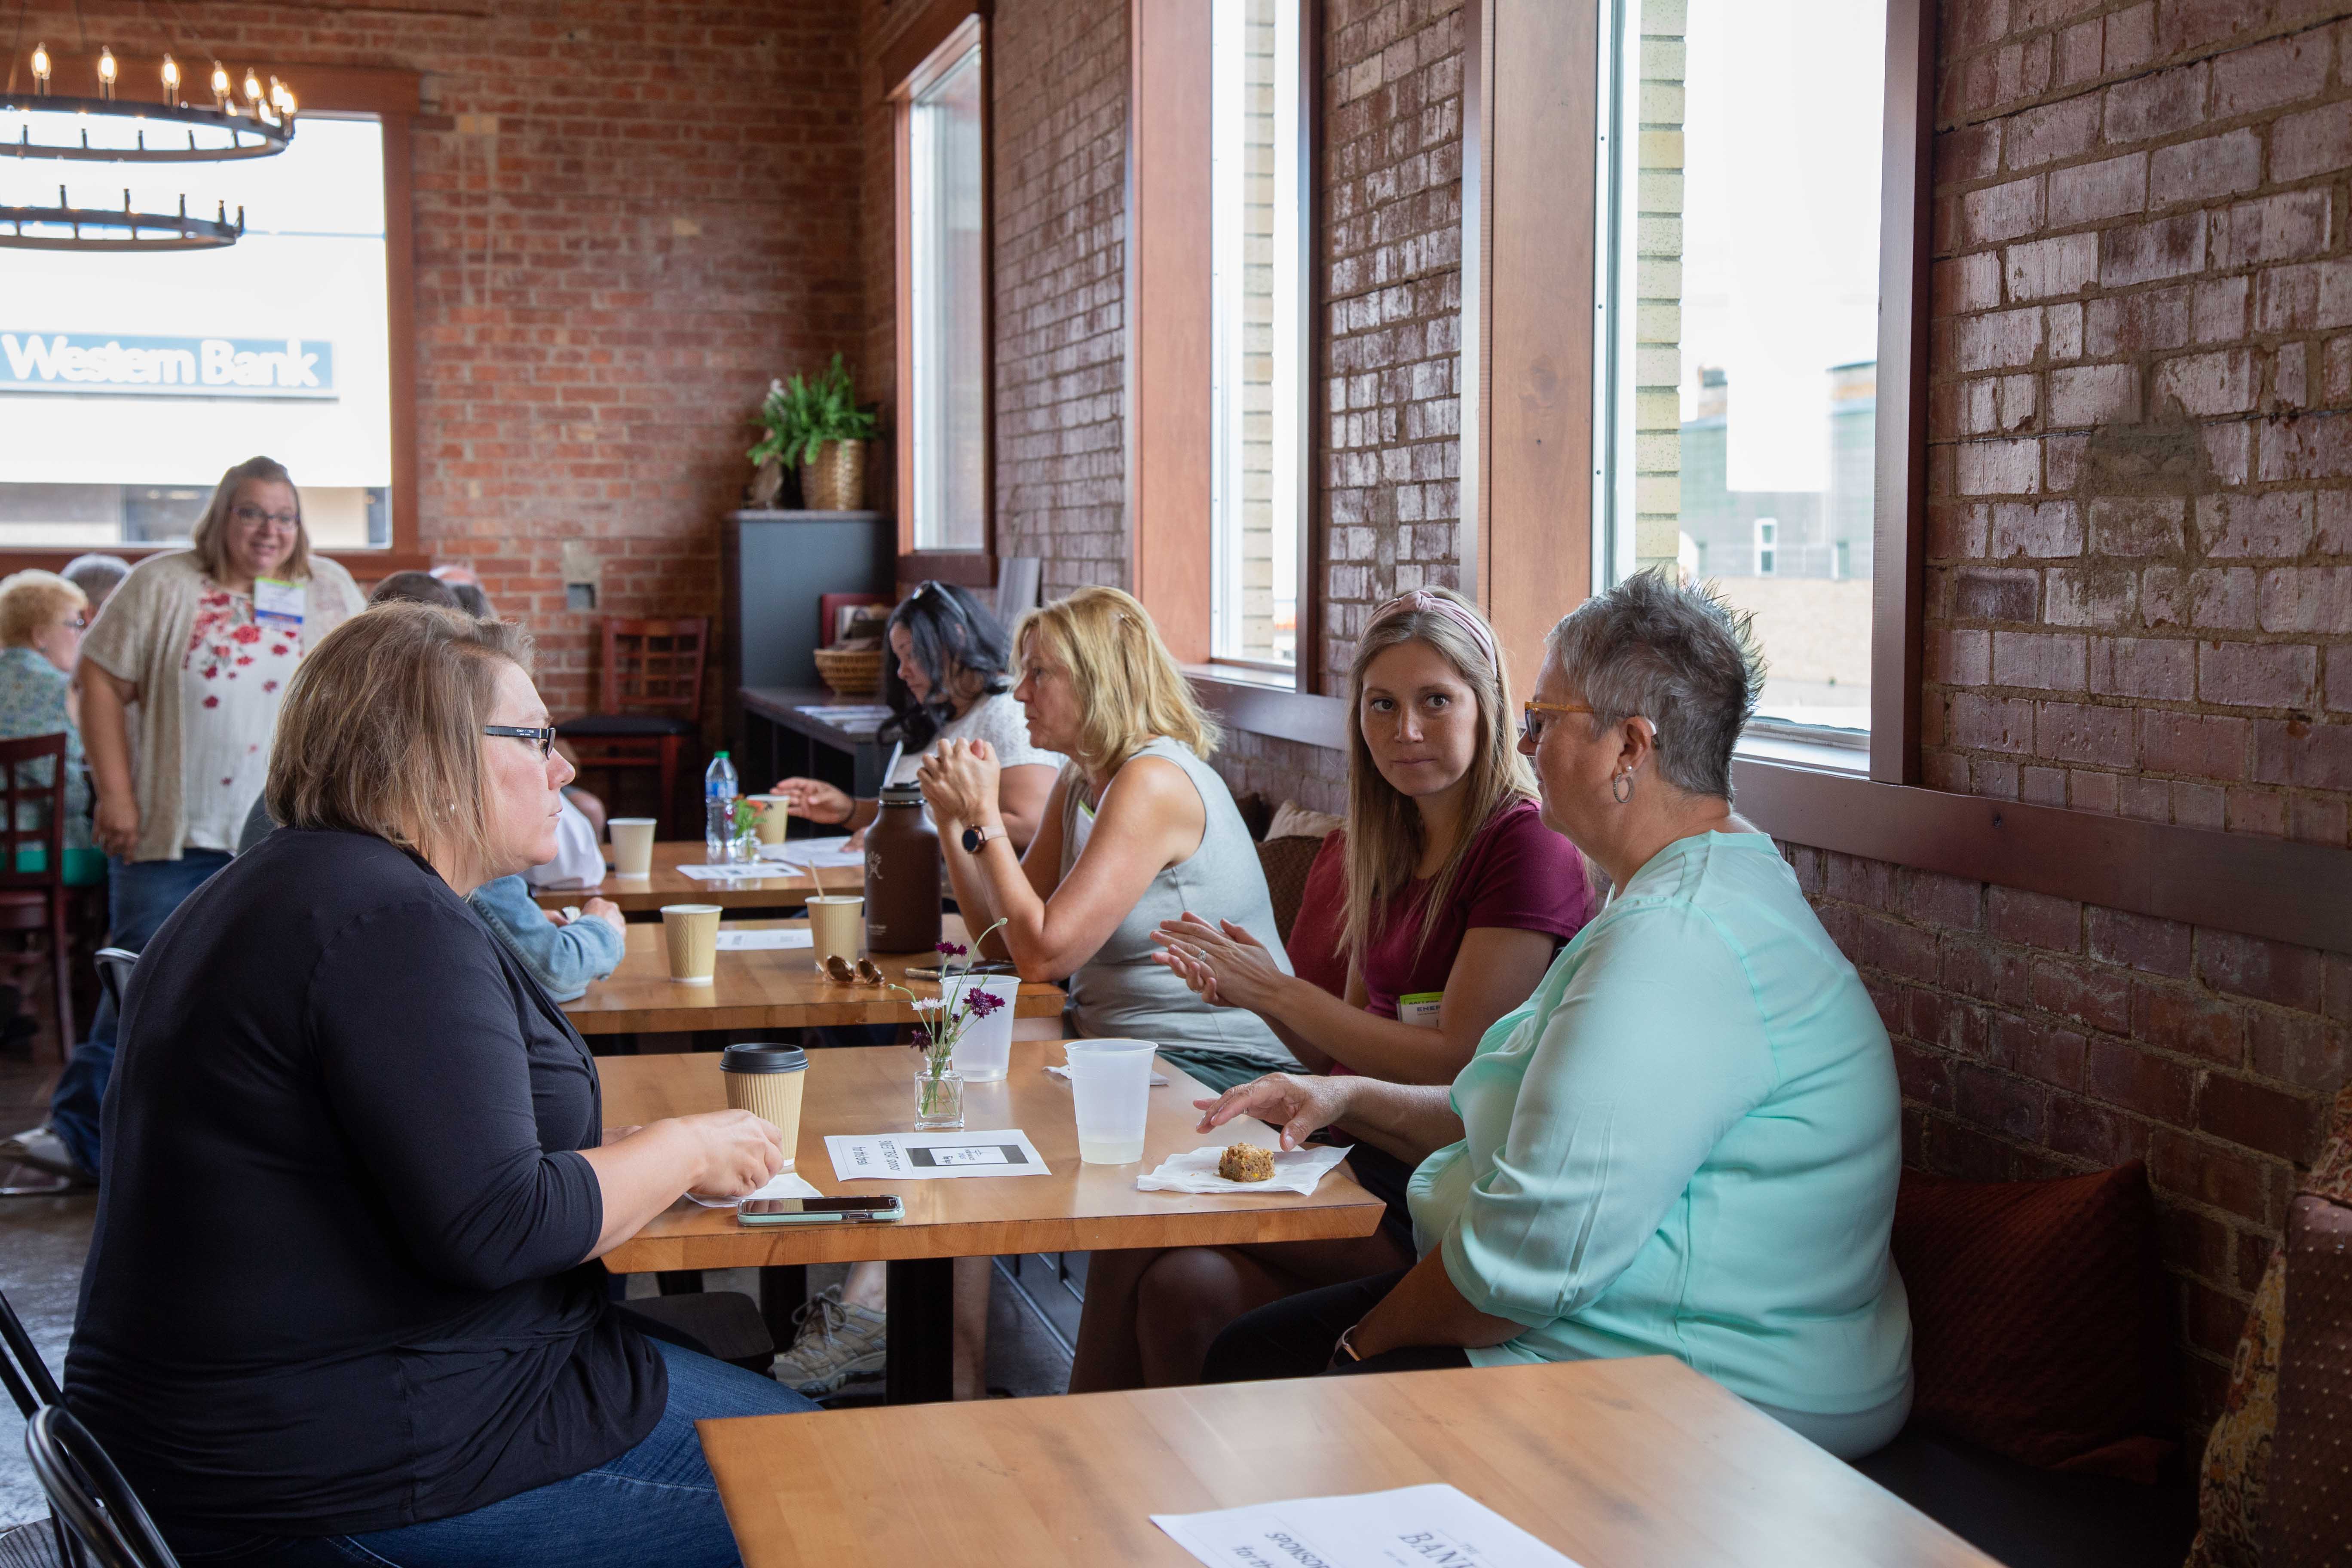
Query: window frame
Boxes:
[
  {"xmin": 1128, "ymin": 0, "xmax": 1318, "ymax": 695},
  {"xmin": 0, "ymin": 53, "xmax": 423, "ymax": 577},
  {"xmin": 891, "ymin": 10, "xmax": 995, "ymax": 580}
]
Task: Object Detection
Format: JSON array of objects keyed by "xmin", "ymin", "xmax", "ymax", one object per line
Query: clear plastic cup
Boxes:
[
  {"xmin": 1064, "ymin": 1039, "xmax": 1157, "ymax": 1164},
  {"xmin": 947, "ymin": 975, "xmax": 1023, "ymax": 1083}
]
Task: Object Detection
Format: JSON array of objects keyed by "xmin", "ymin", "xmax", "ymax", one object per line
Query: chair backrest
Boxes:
[
  {"xmin": 0, "ymin": 733, "xmax": 67, "ymax": 896},
  {"xmin": 595, "ymin": 617, "xmax": 709, "ymax": 719},
  {"xmin": 26, "ymin": 1409, "xmax": 179, "ymax": 1568},
  {"xmin": 2263, "ymin": 1192, "xmax": 2352, "ymax": 1568},
  {"xmin": 2, "ymin": 1285, "xmax": 86, "ymax": 1568},
  {"xmin": 92, "ymin": 950, "xmax": 136, "ymax": 1022}
]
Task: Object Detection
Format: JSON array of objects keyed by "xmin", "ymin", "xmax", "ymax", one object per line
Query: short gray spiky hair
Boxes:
[{"xmin": 1544, "ymin": 569, "xmax": 1765, "ymax": 800}]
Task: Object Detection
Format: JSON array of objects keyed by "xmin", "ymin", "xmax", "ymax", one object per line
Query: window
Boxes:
[
  {"xmin": 1208, "ymin": 0, "xmax": 1302, "ymax": 668},
  {"xmin": 1593, "ymin": 0, "xmax": 1886, "ymax": 738},
  {"xmin": 904, "ymin": 28, "xmax": 987, "ymax": 552},
  {"xmin": 0, "ymin": 113, "xmax": 395, "ymax": 549}
]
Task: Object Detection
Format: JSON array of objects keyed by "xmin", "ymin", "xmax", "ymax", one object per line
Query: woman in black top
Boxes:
[{"xmin": 67, "ymin": 604, "xmax": 809, "ymax": 1566}]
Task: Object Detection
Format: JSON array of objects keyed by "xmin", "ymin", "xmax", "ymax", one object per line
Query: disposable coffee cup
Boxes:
[
  {"xmin": 745, "ymin": 796, "xmax": 788, "ymax": 846},
  {"xmin": 808, "ymin": 894, "xmax": 864, "ymax": 974},
  {"xmin": 609, "ymin": 818, "xmax": 657, "ymax": 877},
  {"xmin": 660, "ymin": 903, "xmax": 722, "ymax": 983},
  {"xmin": 720, "ymin": 1043, "xmax": 807, "ymax": 1170},
  {"xmin": 1064, "ymin": 1038, "xmax": 1157, "ymax": 1164},
  {"xmin": 948, "ymin": 975, "xmax": 1023, "ymax": 1083}
]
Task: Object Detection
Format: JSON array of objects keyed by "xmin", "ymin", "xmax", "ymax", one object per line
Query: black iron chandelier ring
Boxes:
[{"xmin": 0, "ymin": 91, "xmax": 294, "ymax": 161}]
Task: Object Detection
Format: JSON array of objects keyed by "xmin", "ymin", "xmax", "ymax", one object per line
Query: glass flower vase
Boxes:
[{"xmin": 914, "ymin": 1066, "xmax": 965, "ymax": 1130}]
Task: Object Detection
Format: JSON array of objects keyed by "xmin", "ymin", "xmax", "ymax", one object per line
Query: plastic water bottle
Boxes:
[{"xmin": 704, "ymin": 750, "xmax": 739, "ymax": 864}]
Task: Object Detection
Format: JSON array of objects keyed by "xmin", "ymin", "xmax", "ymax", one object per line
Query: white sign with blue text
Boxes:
[{"xmin": 0, "ymin": 331, "xmax": 337, "ymax": 399}]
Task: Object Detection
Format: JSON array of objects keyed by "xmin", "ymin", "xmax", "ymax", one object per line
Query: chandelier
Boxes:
[{"xmin": 0, "ymin": 30, "xmax": 296, "ymax": 253}]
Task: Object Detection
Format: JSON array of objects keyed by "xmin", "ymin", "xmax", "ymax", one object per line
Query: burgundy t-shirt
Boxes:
[{"xmin": 1360, "ymin": 797, "xmax": 1594, "ymax": 1019}]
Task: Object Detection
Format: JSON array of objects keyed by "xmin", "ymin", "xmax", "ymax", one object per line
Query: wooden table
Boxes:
[
  {"xmin": 599, "ymin": 1042, "xmax": 1385, "ymax": 1400},
  {"xmin": 562, "ymin": 916, "xmax": 1066, "ymax": 1035},
  {"xmin": 698, "ymin": 1357, "xmax": 1995, "ymax": 1568},
  {"xmin": 530, "ymin": 840, "xmax": 822, "ymax": 915}
]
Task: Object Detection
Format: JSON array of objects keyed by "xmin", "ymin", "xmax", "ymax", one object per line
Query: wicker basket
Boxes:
[
  {"xmin": 801, "ymin": 438, "xmax": 867, "ymax": 512},
  {"xmin": 813, "ymin": 645, "xmax": 884, "ymax": 697}
]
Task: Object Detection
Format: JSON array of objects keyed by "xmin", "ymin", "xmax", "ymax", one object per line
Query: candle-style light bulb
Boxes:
[
  {"xmin": 162, "ymin": 54, "xmax": 181, "ymax": 98},
  {"xmin": 96, "ymin": 46, "xmax": 118, "ymax": 99},
  {"xmin": 30, "ymin": 43, "xmax": 51, "ymax": 92},
  {"xmin": 243, "ymin": 69, "xmax": 262, "ymax": 104},
  {"xmin": 269, "ymin": 76, "xmax": 293, "ymax": 116},
  {"xmin": 210, "ymin": 61, "xmax": 230, "ymax": 107}
]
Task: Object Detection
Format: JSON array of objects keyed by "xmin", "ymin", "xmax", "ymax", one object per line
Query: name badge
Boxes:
[
  {"xmin": 1397, "ymin": 991, "xmax": 1443, "ymax": 1029},
  {"xmin": 253, "ymin": 577, "xmax": 305, "ymax": 631}
]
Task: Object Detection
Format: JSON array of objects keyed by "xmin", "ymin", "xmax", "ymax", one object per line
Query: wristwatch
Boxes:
[{"xmin": 961, "ymin": 821, "xmax": 1008, "ymax": 854}]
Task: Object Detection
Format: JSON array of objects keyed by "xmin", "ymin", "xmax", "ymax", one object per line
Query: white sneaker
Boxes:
[
  {"xmin": 770, "ymin": 1285, "xmax": 887, "ymax": 1394},
  {"xmin": 0, "ymin": 1125, "xmax": 92, "ymax": 1185}
]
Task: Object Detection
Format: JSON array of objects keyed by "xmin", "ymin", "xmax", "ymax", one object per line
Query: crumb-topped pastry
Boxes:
[{"xmin": 1218, "ymin": 1144, "xmax": 1275, "ymax": 1182}]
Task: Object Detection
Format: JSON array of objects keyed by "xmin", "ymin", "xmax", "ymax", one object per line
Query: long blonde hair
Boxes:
[
  {"xmin": 1015, "ymin": 585, "xmax": 1219, "ymax": 776},
  {"xmin": 190, "ymin": 455, "xmax": 315, "ymax": 582},
  {"xmin": 1341, "ymin": 588, "xmax": 1533, "ymax": 965},
  {"xmin": 267, "ymin": 603, "xmax": 530, "ymax": 877}
]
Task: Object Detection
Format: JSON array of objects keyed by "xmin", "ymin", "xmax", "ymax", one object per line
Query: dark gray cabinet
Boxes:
[{"xmin": 721, "ymin": 508, "xmax": 894, "ymax": 745}]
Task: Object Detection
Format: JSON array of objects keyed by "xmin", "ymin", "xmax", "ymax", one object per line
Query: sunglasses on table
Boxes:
[
  {"xmin": 1518, "ymin": 701, "xmax": 1594, "ymax": 745},
  {"xmin": 484, "ymin": 724, "xmax": 560, "ymax": 759}
]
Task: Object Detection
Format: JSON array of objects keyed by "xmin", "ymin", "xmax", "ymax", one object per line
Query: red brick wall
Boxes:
[
  {"xmin": 990, "ymin": 0, "xmax": 1131, "ymax": 597},
  {"xmin": 1876, "ymin": 0, "xmax": 2352, "ymax": 1425},
  {"xmin": 25, "ymin": 1, "xmax": 868, "ymax": 722}
]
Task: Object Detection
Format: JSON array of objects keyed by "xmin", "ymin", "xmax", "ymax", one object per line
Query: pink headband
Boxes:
[{"xmin": 1364, "ymin": 590, "xmax": 1499, "ymax": 671}]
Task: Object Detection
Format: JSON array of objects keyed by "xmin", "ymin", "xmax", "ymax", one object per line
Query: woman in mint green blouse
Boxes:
[{"xmin": 1196, "ymin": 570, "xmax": 1912, "ymax": 1459}]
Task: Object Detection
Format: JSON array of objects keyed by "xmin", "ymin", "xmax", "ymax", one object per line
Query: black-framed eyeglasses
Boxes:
[
  {"xmin": 230, "ymin": 502, "xmax": 301, "ymax": 529},
  {"xmin": 484, "ymin": 724, "xmax": 559, "ymax": 759}
]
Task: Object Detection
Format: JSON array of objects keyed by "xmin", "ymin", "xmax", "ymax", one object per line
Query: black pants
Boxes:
[{"xmin": 1202, "ymin": 1268, "xmax": 1473, "ymax": 1383}]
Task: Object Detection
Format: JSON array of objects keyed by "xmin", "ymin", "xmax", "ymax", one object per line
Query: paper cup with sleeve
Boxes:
[
  {"xmin": 660, "ymin": 903, "xmax": 722, "ymax": 983},
  {"xmin": 808, "ymin": 894, "xmax": 864, "ymax": 974},
  {"xmin": 719, "ymin": 1043, "xmax": 807, "ymax": 1168},
  {"xmin": 1063, "ymin": 1039, "xmax": 1158, "ymax": 1164},
  {"xmin": 946, "ymin": 975, "xmax": 1023, "ymax": 1083},
  {"xmin": 608, "ymin": 817, "xmax": 658, "ymax": 877},
  {"xmin": 744, "ymin": 796, "xmax": 789, "ymax": 845}
]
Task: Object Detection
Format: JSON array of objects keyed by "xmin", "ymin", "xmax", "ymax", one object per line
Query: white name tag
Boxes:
[
  {"xmin": 1397, "ymin": 992, "xmax": 1442, "ymax": 1028},
  {"xmin": 253, "ymin": 577, "xmax": 305, "ymax": 630}
]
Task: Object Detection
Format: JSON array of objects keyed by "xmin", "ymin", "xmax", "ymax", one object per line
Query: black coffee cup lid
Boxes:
[{"xmin": 720, "ymin": 1043, "xmax": 807, "ymax": 1073}]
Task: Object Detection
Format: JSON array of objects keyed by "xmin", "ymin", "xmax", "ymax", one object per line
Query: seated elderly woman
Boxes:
[
  {"xmin": 67, "ymin": 605, "xmax": 811, "ymax": 1566},
  {"xmin": 0, "ymin": 570, "xmax": 101, "ymax": 886},
  {"xmin": 1194, "ymin": 570, "xmax": 1913, "ymax": 1460}
]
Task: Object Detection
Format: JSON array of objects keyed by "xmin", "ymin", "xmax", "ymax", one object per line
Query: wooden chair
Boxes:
[
  {"xmin": 556, "ymin": 618, "xmax": 710, "ymax": 837},
  {"xmin": 0, "ymin": 734, "xmax": 77, "ymax": 1066}
]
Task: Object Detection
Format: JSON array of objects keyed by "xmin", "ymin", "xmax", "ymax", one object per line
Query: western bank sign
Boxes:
[{"xmin": 0, "ymin": 332, "xmax": 337, "ymax": 400}]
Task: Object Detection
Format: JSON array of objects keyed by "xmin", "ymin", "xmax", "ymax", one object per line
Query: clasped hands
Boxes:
[
  {"xmin": 916, "ymin": 738, "xmax": 1001, "ymax": 831},
  {"xmin": 1149, "ymin": 912, "xmax": 1290, "ymax": 1012}
]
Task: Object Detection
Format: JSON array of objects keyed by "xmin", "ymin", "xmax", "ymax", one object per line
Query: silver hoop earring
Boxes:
[{"xmin": 1611, "ymin": 771, "xmax": 1633, "ymax": 805}]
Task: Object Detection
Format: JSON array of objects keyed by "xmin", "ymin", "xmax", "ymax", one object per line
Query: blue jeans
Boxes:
[
  {"xmin": 172, "ymin": 1341, "xmax": 815, "ymax": 1567},
  {"xmin": 48, "ymin": 850, "xmax": 232, "ymax": 1175}
]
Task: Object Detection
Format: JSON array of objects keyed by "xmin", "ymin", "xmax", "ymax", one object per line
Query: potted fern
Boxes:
[{"xmin": 749, "ymin": 354, "xmax": 880, "ymax": 512}]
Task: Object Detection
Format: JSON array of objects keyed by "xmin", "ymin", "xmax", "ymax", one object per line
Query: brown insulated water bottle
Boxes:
[{"xmin": 863, "ymin": 781, "xmax": 941, "ymax": 953}]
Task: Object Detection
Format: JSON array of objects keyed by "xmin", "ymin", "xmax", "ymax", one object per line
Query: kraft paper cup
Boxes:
[
  {"xmin": 720, "ymin": 1043, "xmax": 807, "ymax": 1169},
  {"xmin": 609, "ymin": 818, "xmax": 658, "ymax": 877},
  {"xmin": 808, "ymin": 895, "xmax": 864, "ymax": 974},
  {"xmin": 660, "ymin": 903, "xmax": 722, "ymax": 983},
  {"xmin": 744, "ymin": 796, "xmax": 789, "ymax": 846}
]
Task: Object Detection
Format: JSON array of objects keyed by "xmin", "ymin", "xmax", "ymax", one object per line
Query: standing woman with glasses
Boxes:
[{"xmin": 2, "ymin": 457, "xmax": 362, "ymax": 1185}]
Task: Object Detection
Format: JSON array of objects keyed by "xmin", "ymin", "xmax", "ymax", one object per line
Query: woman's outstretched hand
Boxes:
[
  {"xmin": 1151, "ymin": 914, "xmax": 1289, "ymax": 1014},
  {"xmin": 1194, "ymin": 1072, "xmax": 1354, "ymax": 1152}
]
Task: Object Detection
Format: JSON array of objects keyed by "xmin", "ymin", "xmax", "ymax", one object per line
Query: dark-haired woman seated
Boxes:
[
  {"xmin": 67, "ymin": 605, "xmax": 808, "ymax": 1566},
  {"xmin": 771, "ymin": 579, "xmax": 1063, "ymax": 851},
  {"xmin": 1192, "ymin": 571, "xmax": 1914, "ymax": 1461},
  {"xmin": 1069, "ymin": 587, "xmax": 1592, "ymax": 1389}
]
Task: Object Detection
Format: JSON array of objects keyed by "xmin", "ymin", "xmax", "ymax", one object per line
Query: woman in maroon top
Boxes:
[{"xmin": 1068, "ymin": 587, "xmax": 1592, "ymax": 1390}]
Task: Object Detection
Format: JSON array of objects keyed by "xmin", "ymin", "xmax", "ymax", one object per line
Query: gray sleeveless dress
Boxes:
[{"xmin": 1058, "ymin": 737, "xmax": 1300, "ymax": 1090}]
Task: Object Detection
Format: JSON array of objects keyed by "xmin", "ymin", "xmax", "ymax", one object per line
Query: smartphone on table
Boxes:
[{"xmin": 738, "ymin": 1195, "xmax": 904, "ymax": 1226}]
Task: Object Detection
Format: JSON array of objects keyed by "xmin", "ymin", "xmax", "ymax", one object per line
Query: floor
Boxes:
[{"xmin": 0, "ymin": 1055, "xmax": 1080, "ymax": 1531}]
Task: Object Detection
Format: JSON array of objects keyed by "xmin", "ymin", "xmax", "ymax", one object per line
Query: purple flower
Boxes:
[
  {"xmin": 937, "ymin": 940, "xmax": 968, "ymax": 957},
  {"xmin": 965, "ymin": 989, "xmax": 1006, "ymax": 1018}
]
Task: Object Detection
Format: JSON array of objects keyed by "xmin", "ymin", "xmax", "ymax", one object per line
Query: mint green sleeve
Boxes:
[{"xmin": 1438, "ymin": 903, "xmax": 1780, "ymax": 1327}]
